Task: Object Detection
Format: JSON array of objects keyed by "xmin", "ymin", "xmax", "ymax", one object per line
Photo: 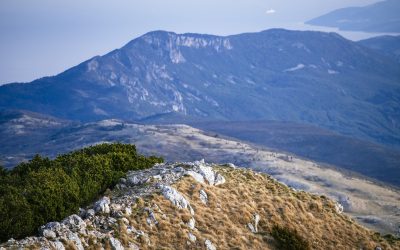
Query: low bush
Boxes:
[
  {"xmin": 271, "ymin": 225, "xmax": 310, "ymax": 250},
  {"xmin": 0, "ymin": 143, "xmax": 162, "ymax": 242}
]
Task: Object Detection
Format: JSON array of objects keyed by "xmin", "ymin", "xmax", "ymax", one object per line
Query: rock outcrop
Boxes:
[{"xmin": 1, "ymin": 160, "xmax": 399, "ymax": 249}]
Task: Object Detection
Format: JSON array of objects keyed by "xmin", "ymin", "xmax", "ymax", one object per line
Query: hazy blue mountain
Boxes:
[
  {"xmin": 0, "ymin": 29, "xmax": 399, "ymax": 147},
  {"xmin": 358, "ymin": 35, "xmax": 400, "ymax": 62},
  {"xmin": 306, "ymin": 0, "xmax": 400, "ymax": 32}
]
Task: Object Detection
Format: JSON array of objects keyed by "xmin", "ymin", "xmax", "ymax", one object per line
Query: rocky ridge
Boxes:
[
  {"xmin": 1, "ymin": 160, "xmax": 225, "ymax": 250},
  {"xmin": 1, "ymin": 160, "xmax": 399, "ymax": 249}
]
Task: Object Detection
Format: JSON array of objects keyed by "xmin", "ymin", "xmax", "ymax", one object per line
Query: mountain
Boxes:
[
  {"xmin": 2, "ymin": 160, "xmax": 400, "ymax": 249},
  {"xmin": 192, "ymin": 120, "xmax": 400, "ymax": 187},
  {"xmin": 1, "ymin": 29, "xmax": 400, "ymax": 148},
  {"xmin": 359, "ymin": 35, "xmax": 400, "ymax": 62},
  {"xmin": 306, "ymin": 0, "xmax": 400, "ymax": 33},
  {"xmin": 3, "ymin": 110, "xmax": 400, "ymax": 189},
  {"xmin": 1, "ymin": 111, "xmax": 400, "ymax": 235}
]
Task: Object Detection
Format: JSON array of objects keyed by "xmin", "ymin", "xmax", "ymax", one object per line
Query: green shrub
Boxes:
[
  {"xmin": 271, "ymin": 225, "xmax": 310, "ymax": 250},
  {"xmin": 0, "ymin": 143, "xmax": 163, "ymax": 242}
]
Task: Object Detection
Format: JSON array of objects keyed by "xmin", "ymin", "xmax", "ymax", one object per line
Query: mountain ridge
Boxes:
[
  {"xmin": 0, "ymin": 29, "xmax": 399, "ymax": 148},
  {"xmin": 2, "ymin": 159, "xmax": 400, "ymax": 249}
]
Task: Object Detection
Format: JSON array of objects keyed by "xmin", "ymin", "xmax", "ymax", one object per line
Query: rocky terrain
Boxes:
[
  {"xmin": 1, "ymin": 115, "xmax": 400, "ymax": 235},
  {"xmin": 1, "ymin": 160, "xmax": 399, "ymax": 249}
]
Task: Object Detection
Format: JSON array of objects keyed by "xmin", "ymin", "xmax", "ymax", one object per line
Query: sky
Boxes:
[{"xmin": 0, "ymin": 0, "xmax": 381, "ymax": 84}]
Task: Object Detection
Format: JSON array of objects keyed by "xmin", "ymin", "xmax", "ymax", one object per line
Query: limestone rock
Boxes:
[
  {"xmin": 199, "ymin": 189, "xmax": 208, "ymax": 205},
  {"xmin": 214, "ymin": 173, "xmax": 226, "ymax": 185},
  {"xmin": 205, "ymin": 239, "xmax": 216, "ymax": 250},
  {"xmin": 185, "ymin": 170, "xmax": 205, "ymax": 184},
  {"xmin": 188, "ymin": 217, "xmax": 196, "ymax": 230},
  {"xmin": 66, "ymin": 232, "xmax": 84, "ymax": 250},
  {"xmin": 161, "ymin": 185, "xmax": 194, "ymax": 215},
  {"xmin": 335, "ymin": 202, "xmax": 344, "ymax": 214},
  {"xmin": 198, "ymin": 165, "xmax": 216, "ymax": 185},
  {"xmin": 41, "ymin": 229, "xmax": 56, "ymax": 239},
  {"xmin": 50, "ymin": 240, "xmax": 65, "ymax": 250},
  {"xmin": 109, "ymin": 237, "xmax": 124, "ymax": 250},
  {"xmin": 188, "ymin": 232, "xmax": 197, "ymax": 242},
  {"xmin": 94, "ymin": 196, "xmax": 111, "ymax": 214},
  {"xmin": 62, "ymin": 214, "xmax": 86, "ymax": 233}
]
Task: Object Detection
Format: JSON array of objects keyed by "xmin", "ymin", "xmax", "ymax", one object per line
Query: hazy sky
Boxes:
[{"xmin": 0, "ymin": 0, "xmax": 380, "ymax": 84}]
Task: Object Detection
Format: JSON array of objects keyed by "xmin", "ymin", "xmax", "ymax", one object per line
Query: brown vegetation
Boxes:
[{"xmin": 114, "ymin": 166, "xmax": 399, "ymax": 249}]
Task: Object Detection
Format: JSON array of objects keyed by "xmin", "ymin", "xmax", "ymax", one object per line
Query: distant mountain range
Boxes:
[
  {"xmin": 0, "ymin": 29, "xmax": 399, "ymax": 148},
  {"xmin": 307, "ymin": 0, "xmax": 400, "ymax": 33},
  {"xmin": 359, "ymin": 35, "xmax": 400, "ymax": 62}
]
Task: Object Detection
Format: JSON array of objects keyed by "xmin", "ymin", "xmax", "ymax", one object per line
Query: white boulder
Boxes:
[
  {"xmin": 188, "ymin": 218, "xmax": 196, "ymax": 230},
  {"xmin": 205, "ymin": 239, "xmax": 216, "ymax": 250},
  {"xmin": 161, "ymin": 185, "xmax": 194, "ymax": 215},
  {"xmin": 94, "ymin": 196, "xmax": 111, "ymax": 214},
  {"xmin": 109, "ymin": 237, "xmax": 124, "ymax": 250},
  {"xmin": 199, "ymin": 189, "xmax": 208, "ymax": 205}
]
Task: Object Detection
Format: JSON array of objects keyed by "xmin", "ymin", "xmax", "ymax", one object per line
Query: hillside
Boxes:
[
  {"xmin": 306, "ymin": 0, "xmax": 400, "ymax": 33},
  {"xmin": 192, "ymin": 120, "xmax": 400, "ymax": 188},
  {"xmin": 0, "ymin": 29, "xmax": 400, "ymax": 147},
  {"xmin": 359, "ymin": 35, "xmax": 400, "ymax": 63},
  {"xmin": 1, "ymin": 113, "xmax": 400, "ymax": 235},
  {"xmin": 2, "ymin": 160, "xmax": 399, "ymax": 249}
]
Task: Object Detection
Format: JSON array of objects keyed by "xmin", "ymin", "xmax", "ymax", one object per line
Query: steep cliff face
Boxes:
[{"xmin": 2, "ymin": 161, "xmax": 398, "ymax": 250}]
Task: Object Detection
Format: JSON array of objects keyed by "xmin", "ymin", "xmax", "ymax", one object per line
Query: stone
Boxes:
[
  {"xmin": 227, "ymin": 163, "xmax": 236, "ymax": 168},
  {"xmin": 110, "ymin": 203, "xmax": 122, "ymax": 213},
  {"xmin": 127, "ymin": 175, "xmax": 141, "ymax": 186},
  {"xmin": 248, "ymin": 223, "xmax": 256, "ymax": 233},
  {"xmin": 42, "ymin": 229, "xmax": 56, "ymax": 239},
  {"xmin": 205, "ymin": 239, "xmax": 216, "ymax": 250},
  {"xmin": 50, "ymin": 241, "xmax": 65, "ymax": 250},
  {"xmin": 161, "ymin": 185, "xmax": 194, "ymax": 215},
  {"xmin": 253, "ymin": 213, "xmax": 260, "ymax": 232},
  {"xmin": 188, "ymin": 232, "xmax": 196, "ymax": 242},
  {"xmin": 85, "ymin": 209, "xmax": 95, "ymax": 218},
  {"xmin": 199, "ymin": 189, "xmax": 208, "ymax": 205},
  {"xmin": 185, "ymin": 170, "xmax": 205, "ymax": 184},
  {"xmin": 125, "ymin": 206, "xmax": 132, "ymax": 216},
  {"xmin": 109, "ymin": 237, "xmax": 124, "ymax": 250},
  {"xmin": 214, "ymin": 173, "xmax": 226, "ymax": 186},
  {"xmin": 335, "ymin": 202, "xmax": 344, "ymax": 214},
  {"xmin": 188, "ymin": 218, "xmax": 196, "ymax": 230},
  {"xmin": 145, "ymin": 208, "xmax": 158, "ymax": 226},
  {"xmin": 198, "ymin": 165, "xmax": 216, "ymax": 185},
  {"xmin": 94, "ymin": 196, "xmax": 111, "ymax": 214},
  {"xmin": 62, "ymin": 214, "xmax": 86, "ymax": 233},
  {"xmin": 66, "ymin": 232, "xmax": 84, "ymax": 250},
  {"xmin": 40, "ymin": 222, "xmax": 66, "ymax": 237}
]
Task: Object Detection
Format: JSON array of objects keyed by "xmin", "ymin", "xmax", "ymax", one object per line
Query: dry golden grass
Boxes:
[{"xmin": 117, "ymin": 166, "xmax": 400, "ymax": 250}]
